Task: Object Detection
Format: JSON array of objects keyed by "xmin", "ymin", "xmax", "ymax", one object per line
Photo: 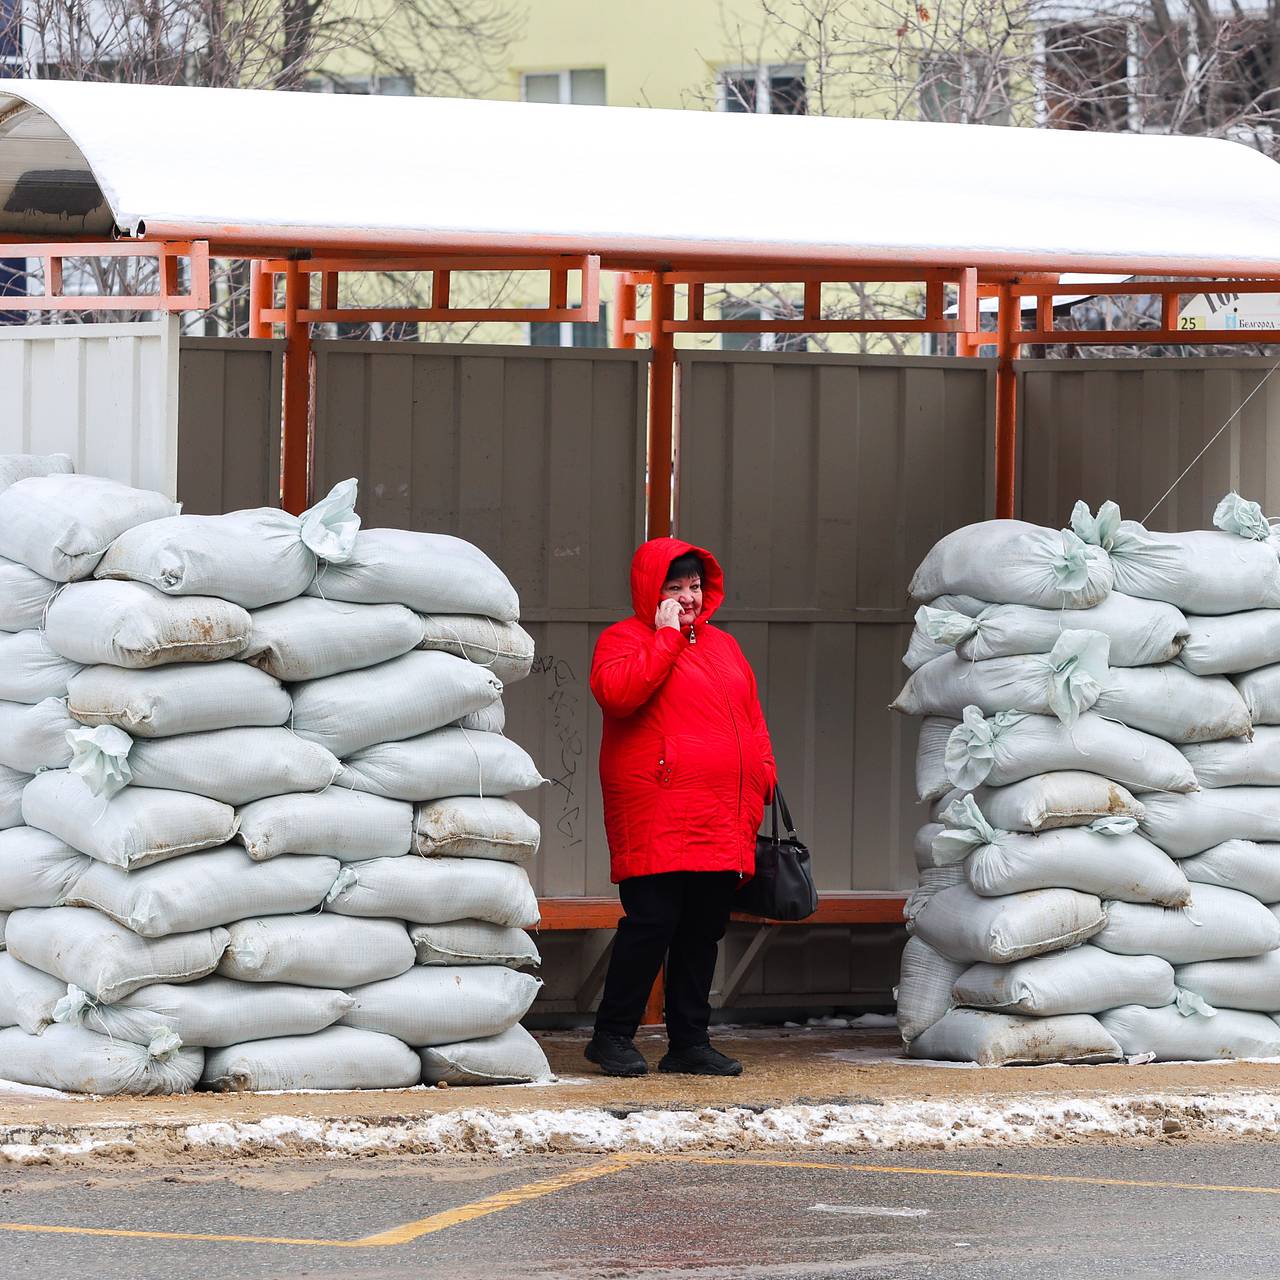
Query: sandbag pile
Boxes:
[
  {"xmin": 894, "ymin": 495, "xmax": 1280, "ymax": 1065},
  {"xmin": 0, "ymin": 456, "xmax": 552, "ymax": 1094}
]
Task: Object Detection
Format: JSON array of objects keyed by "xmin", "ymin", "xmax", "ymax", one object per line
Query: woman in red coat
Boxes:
[{"xmin": 586, "ymin": 537, "xmax": 776, "ymax": 1077}]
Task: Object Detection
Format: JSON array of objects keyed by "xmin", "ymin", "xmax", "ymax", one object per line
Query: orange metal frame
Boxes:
[{"xmin": 0, "ymin": 240, "xmax": 210, "ymax": 311}]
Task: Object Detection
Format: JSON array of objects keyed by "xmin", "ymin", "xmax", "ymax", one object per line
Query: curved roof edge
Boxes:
[{"xmin": 2, "ymin": 78, "xmax": 1280, "ymax": 275}]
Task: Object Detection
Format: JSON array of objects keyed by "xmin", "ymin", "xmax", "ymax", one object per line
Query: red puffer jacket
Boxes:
[{"xmin": 590, "ymin": 537, "xmax": 777, "ymax": 883}]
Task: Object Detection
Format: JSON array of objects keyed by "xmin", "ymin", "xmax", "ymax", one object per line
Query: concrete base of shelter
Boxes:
[{"xmin": 2, "ymin": 1028, "xmax": 1280, "ymax": 1165}]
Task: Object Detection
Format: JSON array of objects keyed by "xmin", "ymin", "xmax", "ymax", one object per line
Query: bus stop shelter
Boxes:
[{"xmin": 5, "ymin": 78, "xmax": 1280, "ymax": 1018}]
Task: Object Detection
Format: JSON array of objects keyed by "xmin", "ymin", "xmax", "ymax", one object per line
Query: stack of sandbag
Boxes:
[
  {"xmin": 0, "ymin": 457, "xmax": 552, "ymax": 1094},
  {"xmin": 892, "ymin": 495, "xmax": 1280, "ymax": 1066}
]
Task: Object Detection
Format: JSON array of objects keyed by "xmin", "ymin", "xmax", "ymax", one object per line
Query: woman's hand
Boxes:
[{"xmin": 655, "ymin": 599, "xmax": 683, "ymax": 631}]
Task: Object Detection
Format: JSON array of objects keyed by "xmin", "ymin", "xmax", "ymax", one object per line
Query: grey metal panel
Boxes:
[
  {"xmin": 677, "ymin": 351, "xmax": 994, "ymax": 898},
  {"xmin": 310, "ymin": 340, "xmax": 649, "ymax": 898},
  {"xmin": 176, "ymin": 338, "xmax": 283, "ymax": 514},
  {"xmin": 1017, "ymin": 357, "xmax": 1280, "ymax": 531}
]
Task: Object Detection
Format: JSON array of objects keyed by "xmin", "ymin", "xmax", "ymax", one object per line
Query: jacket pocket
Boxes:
[{"xmin": 657, "ymin": 736, "xmax": 678, "ymax": 788}]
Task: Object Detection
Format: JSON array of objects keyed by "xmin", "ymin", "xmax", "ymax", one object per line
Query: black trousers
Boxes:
[{"xmin": 594, "ymin": 870, "xmax": 739, "ymax": 1051}]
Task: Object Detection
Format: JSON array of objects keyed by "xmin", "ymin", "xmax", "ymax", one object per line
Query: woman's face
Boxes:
[{"xmin": 661, "ymin": 574, "xmax": 703, "ymax": 628}]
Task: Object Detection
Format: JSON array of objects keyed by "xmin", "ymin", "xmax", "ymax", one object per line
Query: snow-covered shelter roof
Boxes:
[{"xmin": 2, "ymin": 78, "xmax": 1280, "ymax": 274}]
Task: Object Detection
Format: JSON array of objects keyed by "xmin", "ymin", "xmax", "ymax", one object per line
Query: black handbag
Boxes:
[{"xmin": 734, "ymin": 784, "xmax": 818, "ymax": 922}]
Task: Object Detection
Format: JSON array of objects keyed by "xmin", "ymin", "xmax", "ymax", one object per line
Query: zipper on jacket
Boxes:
[{"xmin": 705, "ymin": 641, "xmax": 746, "ymax": 875}]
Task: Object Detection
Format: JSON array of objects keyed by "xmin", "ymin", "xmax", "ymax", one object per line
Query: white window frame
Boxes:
[
  {"xmin": 717, "ymin": 63, "xmax": 806, "ymax": 114},
  {"xmin": 520, "ymin": 68, "xmax": 606, "ymax": 106}
]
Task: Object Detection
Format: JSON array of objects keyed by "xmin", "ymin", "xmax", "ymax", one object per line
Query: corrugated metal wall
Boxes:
[
  {"xmin": 176, "ymin": 338, "xmax": 283, "ymax": 515},
  {"xmin": 1018, "ymin": 358, "xmax": 1280, "ymax": 530},
  {"xmin": 676, "ymin": 351, "xmax": 994, "ymax": 1007},
  {"xmin": 310, "ymin": 340, "xmax": 649, "ymax": 918},
  {"xmin": 0, "ymin": 319, "xmax": 180, "ymax": 495}
]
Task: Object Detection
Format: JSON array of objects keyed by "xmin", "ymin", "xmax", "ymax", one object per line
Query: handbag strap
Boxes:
[{"xmin": 772, "ymin": 783, "xmax": 797, "ymax": 837}]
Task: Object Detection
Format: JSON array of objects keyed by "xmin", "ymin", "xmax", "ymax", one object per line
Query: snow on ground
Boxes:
[{"xmin": 170, "ymin": 1090, "xmax": 1280, "ymax": 1161}]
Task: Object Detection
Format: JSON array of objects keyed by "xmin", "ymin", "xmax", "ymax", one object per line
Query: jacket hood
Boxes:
[{"xmin": 629, "ymin": 537, "xmax": 725, "ymax": 629}]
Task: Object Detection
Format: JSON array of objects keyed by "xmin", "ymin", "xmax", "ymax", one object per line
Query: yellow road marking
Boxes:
[
  {"xmin": 0, "ymin": 1155, "xmax": 636, "ymax": 1250},
  {"xmin": 2, "ymin": 1148, "xmax": 1278, "ymax": 1251},
  {"xmin": 639, "ymin": 1153, "xmax": 1280, "ymax": 1197}
]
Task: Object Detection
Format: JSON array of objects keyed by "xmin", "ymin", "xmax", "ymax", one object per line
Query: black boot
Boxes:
[
  {"xmin": 658, "ymin": 1043, "xmax": 743, "ymax": 1076},
  {"xmin": 585, "ymin": 1031, "xmax": 648, "ymax": 1077}
]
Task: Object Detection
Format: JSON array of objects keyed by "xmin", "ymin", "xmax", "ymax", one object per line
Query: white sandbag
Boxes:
[
  {"xmin": 0, "ymin": 630, "xmax": 81, "ymax": 703},
  {"xmin": 341, "ymin": 727, "xmax": 544, "ymax": 802},
  {"xmin": 409, "ymin": 921, "xmax": 542, "ymax": 969},
  {"xmin": 0, "ymin": 557, "xmax": 55, "ymax": 633},
  {"xmin": 1093, "ymin": 664, "xmax": 1252, "ymax": 744},
  {"xmin": 933, "ymin": 773, "xmax": 1145, "ymax": 834},
  {"xmin": 902, "ymin": 865, "xmax": 968, "ymax": 923},
  {"xmin": 342, "ymin": 965, "xmax": 541, "ymax": 1047},
  {"xmin": 58, "ymin": 977, "xmax": 355, "ymax": 1049},
  {"xmin": 0, "ymin": 474, "xmax": 179, "ymax": 581},
  {"xmin": 67, "ymin": 662, "xmax": 291, "ymax": 738},
  {"xmin": 0, "ymin": 911, "xmax": 7, "ymax": 950},
  {"xmin": 417, "ymin": 615, "xmax": 535, "ymax": 685},
  {"xmin": 5, "ymin": 907, "xmax": 228, "ymax": 1003},
  {"xmin": 953, "ymin": 946, "xmax": 1175, "ymax": 1016},
  {"xmin": 904, "ymin": 595, "xmax": 989, "ymax": 671},
  {"xmin": 1234, "ymin": 663, "xmax": 1280, "ymax": 726},
  {"xmin": 1180, "ymin": 841, "xmax": 1280, "ymax": 902},
  {"xmin": 1099, "ymin": 1003, "xmax": 1280, "ymax": 1061},
  {"xmin": 218, "ymin": 915, "xmax": 415, "ymax": 987},
  {"xmin": 0, "ymin": 766, "xmax": 25, "ymax": 829},
  {"xmin": 914, "ymin": 716, "xmax": 959, "ymax": 802},
  {"xmin": 892, "ymin": 631, "xmax": 1108, "ymax": 725},
  {"xmin": 895, "ymin": 936, "xmax": 965, "ymax": 1042},
  {"xmin": 95, "ymin": 481, "xmax": 359, "ymax": 609},
  {"xmin": 457, "ymin": 701, "xmax": 506, "ymax": 734},
  {"xmin": 202, "ymin": 1026, "xmax": 420, "ymax": 1092},
  {"xmin": 940, "ymin": 594, "xmax": 1188, "ymax": 667},
  {"xmin": 1180, "ymin": 610, "xmax": 1280, "ymax": 676},
  {"xmin": 0, "ymin": 826, "xmax": 90, "ymax": 909},
  {"xmin": 236, "ymin": 791, "xmax": 413, "ymax": 862},
  {"xmin": 23, "ymin": 770, "xmax": 237, "ymax": 868},
  {"xmin": 0, "ymin": 697, "xmax": 76, "ymax": 772},
  {"xmin": 1072, "ymin": 499, "xmax": 1280, "ymax": 614},
  {"xmin": 1181, "ymin": 729, "xmax": 1280, "ymax": 788},
  {"xmin": 413, "ymin": 797, "xmax": 540, "ymax": 865},
  {"xmin": 0, "ymin": 952, "xmax": 69, "ymax": 1032},
  {"xmin": 1094, "ymin": 885, "xmax": 1280, "ymax": 963},
  {"xmin": 291, "ymin": 651, "xmax": 503, "ymax": 759},
  {"xmin": 310, "ymin": 528, "xmax": 520, "ymax": 622},
  {"xmin": 909, "ymin": 520, "xmax": 1113, "ymax": 610},
  {"xmin": 126, "ymin": 728, "xmax": 341, "ymax": 806},
  {"xmin": 421, "ymin": 1024, "xmax": 553, "ymax": 1085},
  {"xmin": 909, "ymin": 883, "xmax": 1104, "ymax": 964},
  {"xmin": 326, "ymin": 855, "xmax": 540, "ymax": 929},
  {"xmin": 909, "ymin": 1008, "xmax": 1122, "ymax": 1065},
  {"xmin": 945, "ymin": 708, "xmax": 1198, "ymax": 795},
  {"xmin": 243, "ymin": 597, "xmax": 423, "ymax": 682},
  {"xmin": 957, "ymin": 820, "xmax": 1190, "ymax": 908},
  {"xmin": 913, "ymin": 823, "xmax": 947, "ymax": 871},
  {"xmin": 0, "ymin": 451, "xmax": 72, "ymax": 493},
  {"xmin": 1140, "ymin": 789, "xmax": 1280, "ymax": 857},
  {"xmin": 0, "ymin": 1023, "xmax": 203, "ymax": 1094},
  {"xmin": 44, "ymin": 580, "xmax": 251, "ymax": 667},
  {"xmin": 1175, "ymin": 952, "xmax": 1280, "ymax": 1013},
  {"xmin": 67, "ymin": 848, "xmax": 339, "ymax": 938}
]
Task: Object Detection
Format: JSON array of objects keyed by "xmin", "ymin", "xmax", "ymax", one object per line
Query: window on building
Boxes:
[
  {"xmin": 720, "ymin": 298, "xmax": 808, "ymax": 352},
  {"xmin": 918, "ymin": 55, "xmax": 1011, "ymax": 124},
  {"xmin": 529, "ymin": 304, "xmax": 610, "ymax": 348},
  {"xmin": 1041, "ymin": 23, "xmax": 1134, "ymax": 130},
  {"xmin": 521, "ymin": 68, "xmax": 607, "ymax": 106},
  {"xmin": 719, "ymin": 64, "xmax": 807, "ymax": 115},
  {"xmin": 305, "ymin": 73, "xmax": 415, "ymax": 96}
]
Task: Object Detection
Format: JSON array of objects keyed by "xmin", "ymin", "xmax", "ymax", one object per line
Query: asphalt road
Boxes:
[{"xmin": 2, "ymin": 1140, "xmax": 1279, "ymax": 1279}]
